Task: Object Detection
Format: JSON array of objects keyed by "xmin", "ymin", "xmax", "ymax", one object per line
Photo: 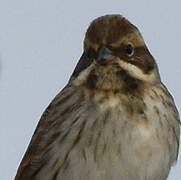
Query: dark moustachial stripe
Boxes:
[
  {"xmin": 86, "ymin": 70, "xmax": 98, "ymax": 89},
  {"xmin": 116, "ymin": 68, "xmax": 142, "ymax": 93}
]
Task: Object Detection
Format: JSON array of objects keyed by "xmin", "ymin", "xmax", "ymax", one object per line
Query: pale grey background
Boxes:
[{"xmin": 0, "ymin": 0, "xmax": 181, "ymax": 179}]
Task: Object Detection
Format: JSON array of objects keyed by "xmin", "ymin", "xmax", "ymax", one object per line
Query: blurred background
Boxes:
[{"xmin": 0, "ymin": 0, "xmax": 180, "ymax": 179}]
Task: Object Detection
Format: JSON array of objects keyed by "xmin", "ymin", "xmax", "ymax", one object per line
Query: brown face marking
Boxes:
[
  {"xmin": 83, "ymin": 15, "xmax": 156, "ymax": 75},
  {"xmin": 109, "ymin": 44, "xmax": 155, "ymax": 74},
  {"xmin": 71, "ymin": 15, "xmax": 158, "ymax": 96}
]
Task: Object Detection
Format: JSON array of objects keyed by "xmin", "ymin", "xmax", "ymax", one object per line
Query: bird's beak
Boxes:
[{"xmin": 96, "ymin": 47, "xmax": 114, "ymax": 65}]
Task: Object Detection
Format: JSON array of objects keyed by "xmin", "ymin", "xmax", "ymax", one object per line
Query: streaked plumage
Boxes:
[{"xmin": 15, "ymin": 15, "xmax": 180, "ymax": 180}]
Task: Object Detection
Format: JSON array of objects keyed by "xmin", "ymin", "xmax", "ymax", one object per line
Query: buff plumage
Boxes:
[{"xmin": 15, "ymin": 15, "xmax": 180, "ymax": 180}]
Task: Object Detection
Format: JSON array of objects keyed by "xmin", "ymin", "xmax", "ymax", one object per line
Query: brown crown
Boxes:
[{"xmin": 84, "ymin": 15, "xmax": 138, "ymax": 49}]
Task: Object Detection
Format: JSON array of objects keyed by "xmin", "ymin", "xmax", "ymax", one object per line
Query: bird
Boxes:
[{"xmin": 14, "ymin": 15, "xmax": 180, "ymax": 180}]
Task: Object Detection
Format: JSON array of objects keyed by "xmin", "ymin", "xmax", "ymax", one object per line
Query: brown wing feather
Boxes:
[{"xmin": 14, "ymin": 85, "xmax": 77, "ymax": 180}]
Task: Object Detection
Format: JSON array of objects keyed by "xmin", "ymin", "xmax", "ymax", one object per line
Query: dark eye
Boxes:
[{"xmin": 125, "ymin": 44, "xmax": 134, "ymax": 56}]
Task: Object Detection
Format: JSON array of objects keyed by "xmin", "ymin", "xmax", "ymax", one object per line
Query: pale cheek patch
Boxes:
[
  {"xmin": 73, "ymin": 62, "xmax": 96, "ymax": 86},
  {"xmin": 117, "ymin": 59, "xmax": 157, "ymax": 83}
]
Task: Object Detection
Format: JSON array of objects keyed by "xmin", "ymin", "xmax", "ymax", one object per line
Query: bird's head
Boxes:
[{"xmin": 70, "ymin": 15, "xmax": 160, "ymax": 94}]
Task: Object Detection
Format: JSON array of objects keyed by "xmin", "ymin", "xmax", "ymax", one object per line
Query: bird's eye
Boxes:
[{"xmin": 125, "ymin": 44, "xmax": 134, "ymax": 56}]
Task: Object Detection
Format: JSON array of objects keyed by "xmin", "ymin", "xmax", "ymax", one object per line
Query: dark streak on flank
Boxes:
[
  {"xmin": 93, "ymin": 110, "xmax": 110, "ymax": 162},
  {"xmin": 31, "ymin": 159, "xmax": 48, "ymax": 179},
  {"xmin": 154, "ymin": 106, "xmax": 160, "ymax": 115},
  {"xmin": 53, "ymin": 160, "xmax": 70, "ymax": 180},
  {"xmin": 41, "ymin": 103, "xmax": 54, "ymax": 119},
  {"xmin": 102, "ymin": 143, "xmax": 107, "ymax": 155},
  {"xmin": 15, "ymin": 92, "xmax": 78, "ymax": 179},
  {"xmin": 152, "ymin": 89, "xmax": 159, "ymax": 98},
  {"xmin": 102, "ymin": 110, "xmax": 111, "ymax": 126},
  {"xmin": 52, "ymin": 169, "xmax": 59, "ymax": 180},
  {"xmin": 93, "ymin": 129, "xmax": 102, "ymax": 162},
  {"xmin": 55, "ymin": 91, "xmax": 75, "ymax": 107},
  {"xmin": 33, "ymin": 91, "xmax": 73, "ymax": 133},
  {"xmin": 82, "ymin": 149, "xmax": 87, "ymax": 161},
  {"xmin": 62, "ymin": 160, "xmax": 70, "ymax": 172},
  {"xmin": 137, "ymin": 108, "xmax": 144, "ymax": 115},
  {"xmin": 87, "ymin": 118, "xmax": 99, "ymax": 147},
  {"xmin": 58, "ymin": 119, "xmax": 87, "ymax": 171},
  {"xmin": 172, "ymin": 127, "xmax": 180, "ymax": 160},
  {"xmin": 58, "ymin": 116, "xmax": 81, "ymax": 146},
  {"xmin": 52, "ymin": 116, "xmax": 81, "ymax": 169},
  {"xmin": 45, "ymin": 131, "xmax": 62, "ymax": 152},
  {"xmin": 117, "ymin": 144, "xmax": 122, "ymax": 154},
  {"xmin": 90, "ymin": 118, "xmax": 99, "ymax": 131},
  {"xmin": 46, "ymin": 92, "xmax": 76, "ymax": 126},
  {"xmin": 50, "ymin": 100, "xmax": 81, "ymax": 126}
]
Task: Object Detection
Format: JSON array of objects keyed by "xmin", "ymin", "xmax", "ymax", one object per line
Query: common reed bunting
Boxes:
[{"xmin": 15, "ymin": 15, "xmax": 180, "ymax": 180}]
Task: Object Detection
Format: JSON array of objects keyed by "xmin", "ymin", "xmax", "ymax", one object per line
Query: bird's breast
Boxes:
[
  {"xmin": 41, "ymin": 85, "xmax": 179, "ymax": 180},
  {"xmin": 67, "ymin": 85, "xmax": 178, "ymax": 180}
]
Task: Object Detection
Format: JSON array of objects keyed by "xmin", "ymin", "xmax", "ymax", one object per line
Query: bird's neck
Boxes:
[{"xmin": 72, "ymin": 64, "xmax": 145, "ymax": 96}]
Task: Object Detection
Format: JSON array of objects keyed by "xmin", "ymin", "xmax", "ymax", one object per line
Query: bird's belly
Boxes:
[{"xmin": 57, "ymin": 113, "xmax": 171, "ymax": 180}]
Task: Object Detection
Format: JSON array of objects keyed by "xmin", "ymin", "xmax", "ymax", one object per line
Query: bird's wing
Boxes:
[
  {"xmin": 14, "ymin": 84, "xmax": 85, "ymax": 180},
  {"xmin": 161, "ymin": 83, "xmax": 180, "ymax": 163},
  {"xmin": 14, "ymin": 51, "xmax": 95, "ymax": 180}
]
